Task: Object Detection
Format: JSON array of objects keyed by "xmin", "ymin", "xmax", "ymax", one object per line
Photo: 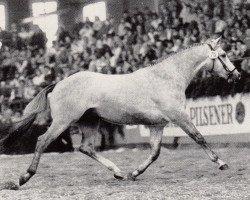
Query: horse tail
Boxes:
[{"xmin": 0, "ymin": 84, "xmax": 56, "ymax": 148}]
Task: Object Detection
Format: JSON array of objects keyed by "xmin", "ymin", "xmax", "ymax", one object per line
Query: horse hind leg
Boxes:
[
  {"xmin": 78, "ymin": 122, "xmax": 125, "ymax": 180},
  {"xmin": 19, "ymin": 120, "xmax": 70, "ymax": 186},
  {"xmin": 127, "ymin": 126, "xmax": 164, "ymax": 180}
]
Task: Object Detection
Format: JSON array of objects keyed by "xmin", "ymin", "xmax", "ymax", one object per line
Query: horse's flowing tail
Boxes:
[{"xmin": 0, "ymin": 84, "xmax": 55, "ymax": 149}]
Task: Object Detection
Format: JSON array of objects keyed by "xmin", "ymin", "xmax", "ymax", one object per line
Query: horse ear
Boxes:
[{"xmin": 211, "ymin": 36, "xmax": 222, "ymax": 49}]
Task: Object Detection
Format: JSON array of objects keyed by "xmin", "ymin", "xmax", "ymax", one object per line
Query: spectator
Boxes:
[
  {"xmin": 172, "ymin": 38, "xmax": 183, "ymax": 52},
  {"xmin": 32, "ymin": 69, "xmax": 45, "ymax": 86},
  {"xmin": 118, "ymin": 18, "xmax": 130, "ymax": 37},
  {"xmin": 57, "ymin": 26, "xmax": 71, "ymax": 44},
  {"xmin": 0, "ymin": 0, "xmax": 250, "ymax": 119},
  {"xmin": 23, "ymin": 79, "xmax": 36, "ymax": 100},
  {"xmin": 214, "ymin": 14, "xmax": 227, "ymax": 34},
  {"xmin": 151, "ymin": 13, "xmax": 162, "ymax": 30},
  {"xmin": 29, "ymin": 25, "xmax": 47, "ymax": 50},
  {"xmin": 79, "ymin": 24, "xmax": 94, "ymax": 40},
  {"xmin": 93, "ymin": 16, "xmax": 104, "ymax": 33},
  {"xmin": 244, "ymin": 29, "xmax": 250, "ymax": 49}
]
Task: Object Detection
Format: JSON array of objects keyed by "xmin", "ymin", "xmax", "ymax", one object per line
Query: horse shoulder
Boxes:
[{"xmin": 151, "ymin": 87, "xmax": 186, "ymax": 112}]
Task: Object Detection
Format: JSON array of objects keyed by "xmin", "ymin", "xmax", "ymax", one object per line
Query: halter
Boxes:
[{"xmin": 207, "ymin": 43, "xmax": 237, "ymax": 77}]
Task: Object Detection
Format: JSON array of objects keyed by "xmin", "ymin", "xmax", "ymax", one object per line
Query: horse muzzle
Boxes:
[{"xmin": 228, "ymin": 71, "xmax": 241, "ymax": 83}]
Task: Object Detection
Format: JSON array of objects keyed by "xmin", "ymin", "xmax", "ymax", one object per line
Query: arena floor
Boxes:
[{"xmin": 0, "ymin": 147, "xmax": 249, "ymax": 200}]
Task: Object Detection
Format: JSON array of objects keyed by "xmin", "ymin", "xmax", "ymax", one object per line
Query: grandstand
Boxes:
[{"xmin": 0, "ymin": 0, "xmax": 250, "ymax": 150}]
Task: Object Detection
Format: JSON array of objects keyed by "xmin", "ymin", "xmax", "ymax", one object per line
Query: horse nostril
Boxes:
[{"xmin": 238, "ymin": 73, "xmax": 241, "ymax": 79}]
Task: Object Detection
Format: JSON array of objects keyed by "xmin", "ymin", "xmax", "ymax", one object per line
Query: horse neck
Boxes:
[{"xmin": 151, "ymin": 44, "xmax": 209, "ymax": 90}]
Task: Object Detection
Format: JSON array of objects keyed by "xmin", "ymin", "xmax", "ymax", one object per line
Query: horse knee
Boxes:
[
  {"xmin": 37, "ymin": 135, "xmax": 46, "ymax": 143},
  {"xmin": 35, "ymin": 135, "xmax": 47, "ymax": 150},
  {"xmin": 37, "ymin": 133, "xmax": 55, "ymax": 144},
  {"xmin": 36, "ymin": 134, "xmax": 53, "ymax": 150},
  {"xmin": 190, "ymin": 132, "xmax": 207, "ymax": 145}
]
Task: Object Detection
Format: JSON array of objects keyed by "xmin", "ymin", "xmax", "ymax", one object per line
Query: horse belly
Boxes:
[
  {"xmin": 97, "ymin": 106, "xmax": 167, "ymax": 125},
  {"xmin": 120, "ymin": 112, "xmax": 167, "ymax": 125}
]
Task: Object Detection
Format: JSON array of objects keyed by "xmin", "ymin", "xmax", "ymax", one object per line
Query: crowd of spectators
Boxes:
[{"xmin": 0, "ymin": 0, "xmax": 250, "ymax": 123}]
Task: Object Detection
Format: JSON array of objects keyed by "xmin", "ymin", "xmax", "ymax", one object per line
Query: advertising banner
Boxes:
[{"xmin": 137, "ymin": 94, "xmax": 250, "ymax": 137}]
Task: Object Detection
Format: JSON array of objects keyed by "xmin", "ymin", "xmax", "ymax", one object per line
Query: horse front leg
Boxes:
[
  {"xmin": 127, "ymin": 126, "xmax": 163, "ymax": 180},
  {"xmin": 168, "ymin": 110, "xmax": 228, "ymax": 170}
]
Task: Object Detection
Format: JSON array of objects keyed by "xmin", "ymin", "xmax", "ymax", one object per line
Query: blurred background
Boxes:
[{"xmin": 0, "ymin": 0, "xmax": 250, "ymax": 154}]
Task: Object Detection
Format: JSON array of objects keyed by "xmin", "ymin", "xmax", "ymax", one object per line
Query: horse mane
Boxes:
[{"xmin": 150, "ymin": 42, "xmax": 206, "ymax": 67}]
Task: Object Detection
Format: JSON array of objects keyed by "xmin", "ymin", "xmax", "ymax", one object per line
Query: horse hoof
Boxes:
[
  {"xmin": 19, "ymin": 177, "xmax": 26, "ymax": 186},
  {"xmin": 114, "ymin": 173, "xmax": 125, "ymax": 180},
  {"xmin": 19, "ymin": 173, "xmax": 32, "ymax": 186},
  {"xmin": 126, "ymin": 172, "xmax": 136, "ymax": 181},
  {"xmin": 219, "ymin": 164, "xmax": 229, "ymax": 170}
]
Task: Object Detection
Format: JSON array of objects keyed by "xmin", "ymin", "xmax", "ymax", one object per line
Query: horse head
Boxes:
[{"xmin": 204, "ymin": 37, "xmax": 241, "ymax": 82}]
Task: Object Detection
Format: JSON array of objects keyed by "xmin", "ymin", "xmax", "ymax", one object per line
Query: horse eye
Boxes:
[{"xmin": 221, "ymin": 54, "xmax": 226, "ymax": 58}]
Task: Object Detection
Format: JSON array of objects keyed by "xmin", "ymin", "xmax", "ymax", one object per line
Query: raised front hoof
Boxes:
[
  {"xmin": 219, "ymin": 164, "xmax": 229, "ymax": 170},
  {"xmin": 126, "ymin": 172, "xmax": 136, "ymax": 181},
  {"xmin": 19, "ymin": 173, "xmax": 32, "ymax": 186},
  {"xmin": 114, "ymin": 173, "xmax": 125, "ymax": 180}
]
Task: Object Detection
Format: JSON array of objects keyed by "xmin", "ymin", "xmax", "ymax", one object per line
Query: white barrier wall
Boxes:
[{"xmin": 128, "ymin": 94, "xmax": 250, "ymax": 137}]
